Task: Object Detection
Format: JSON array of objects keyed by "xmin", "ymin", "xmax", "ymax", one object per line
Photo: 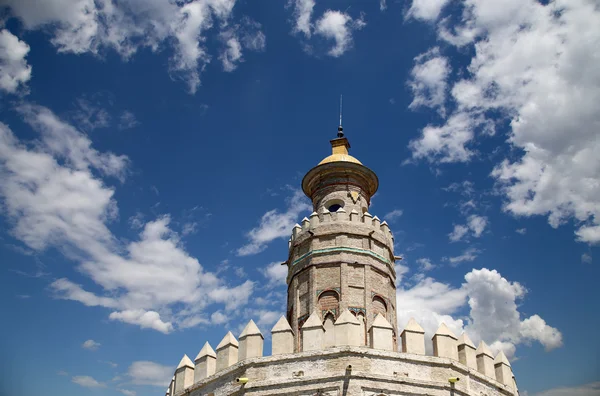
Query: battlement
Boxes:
[
  {"xmin": 287, "ymin": 209, "xmax": 396, "ymax": 273},
  {"xmin": 167, "ymin": 315, "xmax": 518, "ymax": 396}
]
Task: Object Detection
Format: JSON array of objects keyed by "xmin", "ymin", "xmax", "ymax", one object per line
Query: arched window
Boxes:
[
  {"xmin": 372, "ymin": 295, "xmax": 387, "ymax": 317},
  {"xmin": 318, "ymin": 290, "xmax": 340, "ymax": 314},
  {"xmin": 325, "ymin": 199, "xmax": 345, "ymax": 213}
]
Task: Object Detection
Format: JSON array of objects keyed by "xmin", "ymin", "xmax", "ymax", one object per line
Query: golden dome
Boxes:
[{"xmin": 318, "ymin": 153, "xmax": 363, "ymax": 165}]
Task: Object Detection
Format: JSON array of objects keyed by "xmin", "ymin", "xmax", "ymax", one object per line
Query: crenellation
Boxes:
[
  {"xmin": 309, "ymin": 211, "xmax": 319, "ymax": 228},
  {"xmin": 194, "ymin": 342, "xmax": 216, "ymax": 383},
  {"xmin": 271, "ymin": 316, "xmax": 294, "ymax": 355},
  {"xmin": 239, "ymin": 319, "xmax": 264, "ymax": 360},
  {"xmin": 292, "ymin": 223, "xmax": 302, "ymax": 240},
  {"xmin": 302, "ymin": 311, "xmax": 325, "ymax": 351},
  {"xmin": 476, "ymin": 341, "xmax": 495, "ymax": 379},
  {"xmin": 350, "ymin": 208, "xmax": 360, "ymax": 222},
  {"xmin": 334, "ymin": 309, "xmax": 362, "ymax": 347},
  {"xmin": 301, "ymin": 216, "xmax": 310, "ymax": 230},
  {"xmin": 363, "ymin": 211, "xmax": 373, "ymax": 225},
  {"xmin": 216, "ymin": 331, "xmax": 239, "ymax": 371},
  {"xmin": 457, "ymin": 332, "xmax": 477, "ymax": 370},
  {"xmin": 174, "ymin": 355, "xmax": 194, "ymax": 394},
  {"xmin": 336, "ymin": 207, "xmax": 348, "ymax": 221},
  {"xmin": 372, "ymin": 215, "xmax": 381, "ymax": 230},
  {"xmin": 432, "ymin": 323, "xmax": 459, "ymax": 361},
  {"xmin": 321, "ymin": 209, "xmax": 332, "ymax": 223},
  {"xmin": 370, "ymin": 313, "xmax": 394, "ymax": 351},
  {"xmin": 401, "ymin": 318, "xmax": 426, "ymax": 355},
  {"xmin": 494, "ymin": 351, "xmax": 513, "ymax": 389}
]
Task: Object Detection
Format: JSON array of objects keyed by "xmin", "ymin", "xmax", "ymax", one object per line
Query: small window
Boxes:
[
  {"xmin": 329, "ymin": 203, "xmax": 342, "ymax": 212},
  {"xmin": 325, "ymin": 199, "xmax": 345, "ymax": 213}
]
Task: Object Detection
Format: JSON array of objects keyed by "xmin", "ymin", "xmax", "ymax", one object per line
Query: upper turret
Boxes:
[{"xmin": 302, "ymin": 129, "xmax": 379, "ymax": 215}]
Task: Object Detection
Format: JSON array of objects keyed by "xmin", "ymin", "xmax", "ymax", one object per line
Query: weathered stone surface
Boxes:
[
  {"xmin": 194, "ymin": 342, "xmax": 216, "ymax": 382},
  {"xmin": 476, "ymin": 341, "xmax": 495, "ymax": 379},
  {"xmin": 181, "ymin": 347, "xmax": 515, "ymax": 396},
  {"xmin": 432, "ymin": 322, "xmax": 458, "ymax": 361},
  {"xmin": 239, "ymin": 319, "xmax": 264, "ymax": 360},
  {"xmin": 216, "ymin": 331, "xmax": 239, "ymax": 371},
  {"xmin": 401, "ymin": 318, "xmax": 425, "ymax": 355},
  {"xmin": 370, "ymin": 313, "xmax": 394, "ymax": 351},
  {"xmin": 457, "ymin": 332, "xmax": 477, "ymax": 370},
  {"xmin": 174, "ymin": 355, "xmax": 194, "ymax": 393},
  {"xmin": 271, "ymin": 316, "xmax": 294, "ymax": 355},
  {"xmin": 494, "ymin": 351, "xmax": 513, "ymax": 388}
]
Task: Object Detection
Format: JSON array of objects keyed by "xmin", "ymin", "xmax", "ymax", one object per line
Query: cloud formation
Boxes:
[
  {"xmin": 237, "ymin": 189, "xmax": 311, "ymax": 256},
  {"xmin": 397, "ymin": 268, "xmax": 562, "ymax": 358},
  {"xmin": 81, "ymin": 339, "xmax": 101, "ymax": 350},
  {"xmin": 0, "ymin": 29, "xmax": 32, "ymax": 93},
  {"xmin": 407, "ymin": 0, "xmax": 600, "ymax": 243},
  {"xmin": 0, "ymin": 105, "xmax": 254, "ymax": 332},
  {"xmin": 1, "ymin": 0, "xmax": 265, "ymax": 93},
  {"xmin": 288, "ymin": 0, "xmax": 365, "ymax": 57}
]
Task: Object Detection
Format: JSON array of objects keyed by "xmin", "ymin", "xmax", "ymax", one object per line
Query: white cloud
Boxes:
[
  {"xmin": 288, "ymin": 0, "xmax": 315, "ymax": 38},
  {"xmin": 407, "ymin": 0, "xmax": 451, "ymax": 21},
  {"xmin": 2, "ymin": 0, "xmax": 264, "ymax": 93},
  {"xmin": 380, "ymin": 0, "xmax": 387, "ymax": 11},
  {"xmin": 72, "ymin": 376, "xmax": 106, "ymax": 388},
  {"xmin": 408, "ymin": 48, "xmax": 450, "ymax": 116},
  {"xmin": 261, "ymin": 261, "xmax": 288, "ymax": 287},
  {"xmin": 530, "ymin": 382, "xmax": 600, "ymax": 396},
  {"xmin": 237, "ymin": 189, "xmax": 311, "ymax": 256},
  {"xmin": 394, "ymin": 263, "xmax": 410, "ymax": 285},
  {"xmin": 581, "ymin": 253, "xmax": 592, "ymax": 264},
  {"xmin": 315, "ymin": 10, "xmax": 365, "ymax": 57},
  {"xmin": 81, "ymin": 339, "xmax": 100, "ymax": 350},
  {"xmin": 397, "ymin": 268, "xmax": 562, "ymax": 359},
  {"xmin": 127, "ymin": 361, "xmax": 172, "ymax": 387},
  {"xmin": 71, "ymin": 98, "xmax": 112, "ymax": 131},
  {"xmin": 467, "ymin": 215, "xmax": 487, "ymax": 237},
  {"xmin": 445, "ymin": 247, "xmax": 481, "ymax": 265},
  {"xmin": 219, "ymin": 31, "xmax": 243, "ymax": 72},
  {"xmin": 516, "ymin": 228, "xmax": 527, "ymax": 235},
  {"xmin": 408, "ymin": 112, "xmax": 483, "ymax": 164},
  {"xmin": 118, "ymin": 111, "xmax": 139, "ymax": 130},
  {"xmin": 448, "ymin": 215, "xmax": 488, "ymax": 242},
  {"xmin": 118, "ymin": 389, "xmax": 136, "ymax": 396},
  {"xmin": 0, "ymin": 105, "xmax": 255, "ymax": 332},
  {"xmin": 210, "ymin": 310, "xmax": 228, "ymax": 324},
  {"xmin": 0, "ymin": 29, "xmax": 32, "ymax": 93},
  {"xmin": 383, "ymin": 209, "xmax": 403, "ymax": 223},
  {"xmin": 109, "ymin": 310, "xmax": 173, "ymax": 334},
  {"xmin": 408, "ymin": 0, "xmax": 600, "ymax": 243},
  {"xmin": 416, "ymin": 258, "xmax": 435, "ymax": 272},
  {"xmin": 448, "ymin": 224, "xmax": 469, "ymax": 242}
]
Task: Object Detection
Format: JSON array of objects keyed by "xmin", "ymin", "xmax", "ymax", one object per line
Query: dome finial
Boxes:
[{"xmin": 337, "ymin": 94, "xmax": 344, "ymax": 138}]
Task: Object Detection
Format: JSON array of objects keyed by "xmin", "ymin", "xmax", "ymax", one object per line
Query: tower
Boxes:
[
  {"xmin": 286, "ymin": 126, "xmax": 399, "ymax": 351},
  {"xmin": 166, "ymin": 122, "xmax": 517, "ymax": 396}
]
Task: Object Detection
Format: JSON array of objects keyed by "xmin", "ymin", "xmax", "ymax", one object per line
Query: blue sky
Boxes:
[{"xmin": 0, "ymin": 1, "xmax": 599, "ymax": 396}]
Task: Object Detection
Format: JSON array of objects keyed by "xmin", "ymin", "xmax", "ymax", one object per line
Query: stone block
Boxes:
[
  {"xmin": 174, "ymin": 355, "xmax": 194, "ymax": 393},
  {"xmin": 239, "ymin": 319, "xmax": 264, "ymax": 360},
  {"xmin": 400, "ymin": 318, "xmax": 425, "ymax": 355},
  {"xmin": 432, "ymin": 322, "xmax": 458, "ymax": 361},
  {"xmin": 369, "ymin": 313, "xmax": 394, "ymax": 351},
  {"xmin": 271, "ymin": 316, "xmax": 294, "ymax": 355},
  {"xmin": 216, "ymin": 331, "xmax": 239, "ymax": 371},
  {"xmin": 194, "ymin": 342, "xmax": 216, "ymax": 382}
]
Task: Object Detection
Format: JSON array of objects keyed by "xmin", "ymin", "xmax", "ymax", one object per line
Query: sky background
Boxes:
[{"xmin": 0, "ymin": 1, "xmax": 599, "ymax": 396}]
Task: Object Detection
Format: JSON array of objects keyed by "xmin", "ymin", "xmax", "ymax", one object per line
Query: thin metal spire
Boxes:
[{"xmin": 337, "ymin": 94, "xmax": 344, "ymax": 137}]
